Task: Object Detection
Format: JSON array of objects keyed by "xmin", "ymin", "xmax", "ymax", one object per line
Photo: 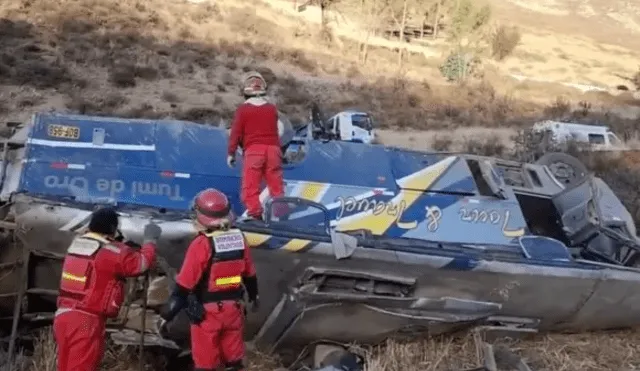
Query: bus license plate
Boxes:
[{"xmin": 48, "ymin": 124, "xmax": 80, "ymax": 139}]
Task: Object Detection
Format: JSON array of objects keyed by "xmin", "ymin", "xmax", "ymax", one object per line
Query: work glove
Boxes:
[
  {"xmin": 160, "ymin": 285, "xmax": 188, "ymax": 323},
  {"xmin": 185, "ymin": 294, "xmax": 205, "ymax": 325},
  {"xmin": 143, "ymin": 223, "xmax": 162, "ymax": 245},
  {"xmin": 249, "ymin": 296, "xmax": 260, "ymax": 313},
  {"xmin": 226, "ymin": 154, "xmax": 236, "ymax": 168}
]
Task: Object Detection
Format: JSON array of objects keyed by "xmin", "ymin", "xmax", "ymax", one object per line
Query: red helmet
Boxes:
[
  {"xmin": 192, "ymin": 188, "xmax": 235, "ymax": 228},
  {"xmin": 242, "ymin": 71, "xmax": 267, "ymax": 97}
]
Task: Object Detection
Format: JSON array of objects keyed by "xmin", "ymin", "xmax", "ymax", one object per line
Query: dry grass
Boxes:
[
  {"xmin": 364, "ymin": 329, "xmax": 640, "ymax": 371},
  {"xmin": 17, "ymin": 327, "xmax": 281, "ymax": 371},
  {"xmin": 21, "ymin": 328, "xmax": 157, "ymax": 371},
  {"xmin": 16, "ymin": 327, "xmax": 640, "ymax": 371}
]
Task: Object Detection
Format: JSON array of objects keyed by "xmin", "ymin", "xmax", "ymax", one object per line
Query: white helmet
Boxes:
[{"xmin": 242, "ymin": 71, "xmax": 267, "ymax": 97}]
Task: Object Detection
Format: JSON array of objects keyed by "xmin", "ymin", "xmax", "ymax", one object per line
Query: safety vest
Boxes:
[
  {"xmin": 57, "ymin": 232, "xmax": 125, "ymax": 318},
  {"xmin": 197, "ymin": 228, "xmax": 248, "ymax": 303}
]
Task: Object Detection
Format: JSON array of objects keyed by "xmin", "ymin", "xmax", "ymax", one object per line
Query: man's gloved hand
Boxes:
[
  {"xmin": 249, "ymin": 296, "xmax": 260, "ymax": 313},
  {"xmin": 226, "ymin": 154, "xmax": 236, "ymax": 168},
  {"xmin": 185, "ymin": 294, "xmax": 206, "ymax": 325},
  {"xmin": 143, "ymin": 223, "xmax": 162, "ymax": 245},
  {"xmin": 160, "ymin": 287, "xmax": 187, "ymax": 323}
]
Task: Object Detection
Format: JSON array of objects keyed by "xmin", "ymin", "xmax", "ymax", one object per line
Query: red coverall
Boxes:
[
  {"xmin": 228, "ymin": 97, "xmax": 284, "ymax": 218},
  {"xmin": 175, "ymin": 229, "xmax": 257, "ymax": 370},
  {"xmin": 53, "ymin": 232, "xmax": 156, "ymax": 371}
]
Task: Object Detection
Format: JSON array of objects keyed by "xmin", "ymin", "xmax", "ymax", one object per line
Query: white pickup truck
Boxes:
[{"xmin": 296, "ymin": 109, "xmax": 377, "ymax": 144}]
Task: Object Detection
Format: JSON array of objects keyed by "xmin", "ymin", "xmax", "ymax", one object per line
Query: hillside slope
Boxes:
[
  {"xmin": 265, "ymin": 0, "xmax": 640, "ymax": 93},
  {"xmin": 492, "ymin": 0, "xmax": 640, "ymax": 46},
  {"xmin": 1, "ymin": 0, "xmax": 638, "ymax": 146}
]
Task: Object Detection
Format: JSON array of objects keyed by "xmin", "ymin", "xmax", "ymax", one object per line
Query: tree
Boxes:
[
  {"xmin": 446, "ymin": 0, "xmax": 492, "ymax": 44},
  {"xmin": 386, "ymin": 0, "xmax": 410, "ymax": 42},
  {"xmin": 430, "ymin": 0, "xmax": 444, "ymax": 39},
  {"xmin": 420, "ymin": 0, "xmax": 447, "ymax": 39},
  {"xmin": 438, "ymin": 0, "xmax": 492, "ymax": 83},
  {"xmin": 398, "ymin": 0, "xmax": 408, "ymax": 43},
  {"xmin": 490, "ymin": 25, "xmax": 521, "ymax": 61},
  {"xmin": 358, "ymin": 0, "xmax": 393, "ymax": 64},
  {"xmin": 310, "ymin": 0, "xmax": 342, "ymax": 30}
]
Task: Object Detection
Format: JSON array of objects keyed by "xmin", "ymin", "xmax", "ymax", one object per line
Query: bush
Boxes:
[
  {"xmin": 633, "ymin": 66, "xmax": 640, "ymax": 91},
  {"xmin": 491, "ymin": 25, "xmax": 521, "ymax": 61},
  {"xmin": 439, "ymin": 50, "xmax": 479, "ymax": 82},
  {"xmin": 543, "ymin": 96, "xmax": 571, "ymax": 119}
]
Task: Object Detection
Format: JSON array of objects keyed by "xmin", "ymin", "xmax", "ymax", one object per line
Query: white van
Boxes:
[{"xmin": 532, "ymin": 120, "xmax": 625, "ymax": 151}]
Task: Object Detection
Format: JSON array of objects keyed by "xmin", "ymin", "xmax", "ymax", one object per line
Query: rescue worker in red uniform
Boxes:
[
  {"xmin": 227, "ymin": 71, "xmax": 284, "ymax": 220},
  {"xmin": 159, "ymin": 188, "xmax": 259, "ymax": 371},
  {"xmin": 53, "ymin": 208, "xmax": 161, "ymax": 371}
]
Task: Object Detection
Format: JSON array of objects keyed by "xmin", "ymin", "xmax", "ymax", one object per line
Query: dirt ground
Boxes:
[{"xmin": 2, "ymin": 0, "xmax": 640, "ymax": 369}]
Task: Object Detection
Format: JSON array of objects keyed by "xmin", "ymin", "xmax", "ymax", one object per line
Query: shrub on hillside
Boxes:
[
  {"xmin": 439, "ymin": 50, "xmax": 479, "ymax": 82},
  {"xmin": 633, "ymin": 66, "xmax": 640, "ymax": 91},
  {"xmin": 543, "ymin": 96, "xmax": 571, "ymax": 119},
  {"xmin": 491, "ymin": 25, "xmax": 521, "ymax": 61}
]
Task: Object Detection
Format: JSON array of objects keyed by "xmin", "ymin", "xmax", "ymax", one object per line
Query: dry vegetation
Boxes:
[
  {"xmin": 2, "ymin": 0, "xmax": 640, "ymax": 369},
  {"xmin": 0, "ymin": 0, "xmax": 638, "ymax": 130},
  {"xmin": 10, "ymin": 327, "xmax": 282, "ymax": 371},
  {"xmin": 13, "ymin": 326, "xmax": 640, "ymax": 370}
]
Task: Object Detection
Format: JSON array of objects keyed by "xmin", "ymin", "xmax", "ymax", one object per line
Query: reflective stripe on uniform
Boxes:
[
  {"xmin": 55, "ymin": 308, "xmax": 73, "ymax": 317},
  {"xmin": 215, "ymin": 276, "xmax": 242, "ymax": 286},
  {"xmin": 62, "ymin": 272, "xmax": 87, "ymax": 283},
  {"xmin": 55, "ymin": 307, "xmax": 99, "ymax": 318}
]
